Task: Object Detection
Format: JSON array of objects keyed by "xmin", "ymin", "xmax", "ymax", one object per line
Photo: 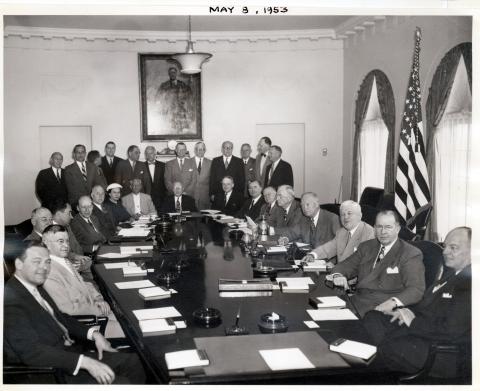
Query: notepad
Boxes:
[
  {"xmin": 165, "ymin": 349, "xmax": 209, "ymax": 370},
  {"xmin": 276, "ymin": 277, "xmax": 314, "ymax": 291},
  {"xmin": 139, "ymin": 318, "xmax": 176, "ymax": 336},
  {"xmin": 259, "ymin": 348, "xmax": 315, "ymax": 371},
  {"xmin": 114, "ymin": 280, "xmax": 155, "ymax": 289},
  {"xmin": 311, "ymin": 296, "xmax": 346, "ymax": 309},
  {"xmin": 138, "ymin": 286, "xmax": 171, "ymax": 300},
  {"xmin": 123, "ymin": 266, "xmax": 147, "ymax": 277},
  {"xmin": 302, "ymin": 260, "xmax": 328, "ymax": 272},
  {"xmin": 98, "ymin": 253, "xmax": 131, "ymax": 259},
  {"xmin": 266, "ymin": 246, "xmax": 287, "ymax": 254},
  {"xmin": 329, "ymin": 339, "xmax": 377, "ymax": 360},
  {"xmin": 103, "ymin": 262, "xmax": 132, "ymax": 269},
  {"xmin": 133, "ymin": 306, "xmax": 182, "ymax": 321},
  {"xmin": 306, "ymin": 308, "xmax": 358, "ymax": 321}
]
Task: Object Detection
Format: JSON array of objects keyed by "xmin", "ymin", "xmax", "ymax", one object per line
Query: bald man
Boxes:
[
  {"xmin": 209, "ymin": 141, "xmax": 245, "ymax": 197},
  {"xmin": 35, "ymin": 152, "xmax": 68, "ymax": 210}
]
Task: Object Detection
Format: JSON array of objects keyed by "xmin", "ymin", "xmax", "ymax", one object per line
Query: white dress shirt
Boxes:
[
  {"xmin": 148, "ymin": 161, "xmax": 156, "ymax": 181},
  {"xmin": 132, "ymin": 193, "xmax": 141, "ymax": 214},
  {"xmin": 51, "ymin": 167, "xmax": 61, "ymax": 178}
]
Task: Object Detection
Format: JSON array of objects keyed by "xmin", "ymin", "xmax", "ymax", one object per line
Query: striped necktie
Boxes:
[
  {"xmin": 81, "ymin": 162, "xmax": 87, "ymax": 181},
  {"xmin": 198, "ymin": 158, "xmax": 202, "ymax": 174},
  {"xmin": 56, "ymin": 168, "xmax": 61, "ymax": 182},
  {"xmin": 373, "ymin": 246, "xmax": 385, "ymax": 269}
]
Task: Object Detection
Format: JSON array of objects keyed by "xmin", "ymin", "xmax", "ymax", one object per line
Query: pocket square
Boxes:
[
  {"xmin": 188, "ymin": 168, "xmax": 193, "ymax": 172},
  {"xmin": 442, "ymin": 292, "xmax": 452, "ymax": 299},
  {"xmin": 353, "ymin": 247, "xmax": 357, "ymax": 252},
  {"xmin": 249, "ymin": 168, "xmax": 253, "ymax": 171},
  {"xmin": 386, "ymin": 266, "xmax": 399, "ymax": 274}
]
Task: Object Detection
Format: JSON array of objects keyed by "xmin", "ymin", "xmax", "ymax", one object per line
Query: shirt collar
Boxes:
[
  {"xmin": 132, "ymin": 193, "xmax": 140, "ymax": 198},
  {"xmin": 381, "ymin": 238, "xmax": 398, "ymax": 255},
  {"xmin": 51, "ymin": 166, "xmax": 61, "ymax": 173},
  {"xmin": 349, "ymin": 223, "xmax": 360, "ymax": 236},
  {"xmin": 252, "ymin": 195, "xmax": 262, "ymax": 203},
  {"xmin": 76, "ymin": 160, "xmax": 85, "ymax": 168},
  {"xmin": 93, "ymin": 202, "xmax": 102, "ymax": 209},
  {"xmin": 284, "ymin": 202, "xmax": 292, "ymax": 214},
  {"xmin": 312, "ymin": 210, "xmax": 320, "ymax": 226}
]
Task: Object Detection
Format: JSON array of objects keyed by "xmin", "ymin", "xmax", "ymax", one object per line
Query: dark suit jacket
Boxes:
[
  {"xmin": 143, "ymin": 161, "xmax": 167, "ymax": 211},
  {"xmin": 268, "ymin": 199, "xmax": 304, "ymax": 229},
  {"xmin": 99, "ymin": 155, "xmax": 122, "ymax": 185},
  {"xmin": 64, "ymin": 161, "xmax": 100, "ymax": 207},
  {"xmin": 104, "ymin": 199, "xmax": 131, "ymax": 225},
  {"xmin": 35, "ymin": 167, "xmax": 68, "ymax": 210},
  {"xmin": 92, "ymin": 204, "xmax": 116, "ymax": 239},
  {"xmin": 209, "ymin": 155, "xmax": 245, "ymax": 196},
  {"xmin": 256, "ymin": 202, "xmax": 282, "ymax": 226},
  {"xmin": 254, "ymin": 153, "xmax": 271, "ymax": 188},
  {"xmin": 333, "ymin": 238, "xmax": 425, "ymax": 317},
  {"xmin": 159, "ymin": 194, "xmax": 197, "ymax": 213},
  {"xmin": 4, "ymin": 276, "xmax": 89, "ymax": 373},
  {"xmin": 164, "ymin": 158, "xmax": 196, "ymax": 196},
  {"xmin": 265, "ymin": 159, "xmax": 294, "ymax": 189},
  {"xmin": 70, "ymin": 214, "xmax": 106, "ymax": 253},
  {"xmin": 242, "ymin": 157, "xmax": 256, "ymax": 196},
  {"xmin": 211, "ymin": 191, "xmax": 244, "ymax": 216},
  {"xmin": 113, "ymin": 159, "xmax": 147, "ymax": 195},
  {"xmin": 235, "ymin": 196, "xmax": 265, "ymax": 220}
]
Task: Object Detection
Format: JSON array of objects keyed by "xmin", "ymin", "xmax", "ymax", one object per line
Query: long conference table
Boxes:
[{"xmin": 93, "ymin": 214, "xmax": 389, "ymax": 385}]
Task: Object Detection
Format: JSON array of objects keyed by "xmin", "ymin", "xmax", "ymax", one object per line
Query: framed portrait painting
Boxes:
[{"xmin": 139, "ymin": 54, "xmax": 202, "ymax": 140}]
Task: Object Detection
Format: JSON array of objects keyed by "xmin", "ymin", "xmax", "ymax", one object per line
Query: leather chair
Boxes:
[
  {"xmin": 13, "ymin": 219, "xmax": 34, "ymax": 239},
  {"xmin": 359, "ymin": 187, "xmax": 384, "ymax": 208},
  {"xmin": 408, "ymin": 240, "xmax": 444, "ymax": 289}
]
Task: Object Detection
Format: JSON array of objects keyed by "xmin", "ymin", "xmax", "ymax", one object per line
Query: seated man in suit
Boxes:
[
  {"xmin": 303, "ymin": 200, "xmax": 375, "ymax": 267},
  {"xmin": 277, "ymin": 192, "xmax": 341, "ymax": 248},
  {"xmin": 211, "ymin": 176, "xmax": 244, "ymax": 216},
  {"xmin": 326, "ymin": 210, "xmax": 425, "ymax": 318},
  {"xmin": 104, "ymin": 183, "xmax": 132, "ymax": 225},
  {"xmin": 4, "ymin": 243, "xmax": 145, "ymax": 384},
  {"xmin": 42, "ymin": 225, "xmax": 124, "ymax": 338},
  {"xmin": 268, "ymin": 185, "xmax": 304, "ymax": 229},
  {"xmin": 235, "ymin": 180, "xmax": 265, "ymax": 220},
  {"xmin": 121, "ymin": 178, "xmax": 157, "ymax": 218},
  {"xmin": 265, "ymin": 145, "xmax": 293, "ymax": 189},
  {"xmin": 159, "ymin": 181, "xmax": 197, "ymax": 213},
  {"xmin": 70, "ymin": 196, "xmax": 107, "ymax": 255},
  {"xmin": 35, "ymin": 151, "xmax": 68, "ymax": 211},
  {"xmin": 91, "ymin": 185, "xmax": 116, "ymax": 239},
  {"xmin": 362, "ymin": 227, "xmax": 471, "ymax": 376},
  {"xmin": 256, "ymin": 186, "xmax": 281, "ymax": 225},
  {"xmin": 99, "ymin": 141, "xmax": 122, "ymax": 185},
  {"xmin": 24, "ymin": 207, "xmax": 53, "ymax": 242}
]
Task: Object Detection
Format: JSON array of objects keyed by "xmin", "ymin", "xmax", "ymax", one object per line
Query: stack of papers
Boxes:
[
  {"xmin": 266, "ymin": 246, "xmax": 287, "ymax": 254},
  {"xmin": 139, "ymin": 318, "xmax": 176, "ymax": 336},
  {"xmin": 259, "ymin": 348, "xmax": 315, "ymax": 371},
  {"xmin": 132, "ymin": 306, "xmax": 182, "ymax": 321},
  {"xmin": 302, "ymin": 259, "xmax": 328, "ymax": 272},
  {"xmin": 118, "ymin": 228, "xmax": 150, "ymax": 237},
  {"xmin": 138, "ymin": 286, "xmax": 171, "ymax": 300},
  {"xmin": 114, "ymin": 280, "xmax": 155, "ymax": 289},
  {"xmin": 165, "ymin": 349, "xmax": 209, "ymax": 370},
  {"xmin": 200, "ymin": 209, "xmax": 221, "ymax": 214},
  {"xmin": 104, "ymin": 262, "xmax": 132, "ymax": 269},
  {"xmin": 276, "ymin": 277, "xmax": 314, "ymax": 292},
  {"xmin": 311, "ymin": 296, "xmax": 346, "ymax": 309},
  {"xmin": 329, "ymin": 339, "xmax": 377, "ymax": 360},
  {"xmin": 306, "ymin": 308, "xmax": 358, "ymax": 321},
  {"xmin": 120, "ymin": 245, "xmax": 153, "ymax": 255},
  {"xmin": 123, "ymin": 266, "xmax": 147, "ymax": 277},
  {"xmin": 97, "ymin": 253, "xmax": 131, "ymax": 259}
]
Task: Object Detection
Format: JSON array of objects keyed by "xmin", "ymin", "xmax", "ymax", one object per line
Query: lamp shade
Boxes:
[{"xmin": 171, "ymin": 52, "xmax": 212, "ymax": 74}]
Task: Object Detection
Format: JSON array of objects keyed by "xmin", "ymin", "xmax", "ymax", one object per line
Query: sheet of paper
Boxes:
[
  {"xmin": 139, "ymin": 318, "xmax": 176, "ymax": 333},
  {"xmin": 138, "ymin": 286, "xmax": 170, "ymax": 298},
  {"xmin": 306, "ymin": 308, "xmax": 358, "ymax": 321},
  {"xmin": 330, "ymin": 340, "xmax": 377, "ymax": 360},
  {"xmin": 314, "ymin": 296, "xmax": 346, "ymax": 308},
  {"xmin": 120, "ymin": 245, "xmax": 153, "ymax": 254},
  {"xmin": 174, "ymin": 320, "xmax": 187, "ymax": 329},
  {"xmin": 123, "ymin": 266, "xmax": 147, "ymax": 276},
  {"xmin": 103, "ymin": 262, "xmax": 132, "ymax": 269},
  {"xmin": 295, "ymin": 242, "xmax": 311, "ymax": 247},
  {"xmin": 114, "ymin": 280, "xmax": 155, "ymax": 289},
  {"xmin": 304, "ymin": 320, "xmax": 320, "ymax": 329},
  {"xmin": 266, "ymin": 246, "xmax": 287, "ymax": 253},
  {"xmin": 118, "ymin": 228, "xmax": 150, "ymax": 237},
  {"xmin": 97, "ymin": 253, "xmax": 131, "ymax": 259},
  {"xmin": 133, "ymin": 306, "xmax": 182, "ymax": 320},
  {"xmin": 259, "ymin": 348, "xmax": 315, "ymax": 371},
  {"xmin": 165, "ymin": 349, "xmax": 209, "ymax": 370},
  {"xmin": 277, "ymin": 277, "xmax": 315, "ymax": 285},
  {"xmin": 245, "ymin": 215, "xmax": 257, "ymax": 227},
  {"xmin": 200, "ymin": 209, "xmax": 221, "ymax": 214}
]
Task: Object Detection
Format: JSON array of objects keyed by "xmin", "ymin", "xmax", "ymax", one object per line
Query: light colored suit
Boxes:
[
  {"xmin": 311, "ymin": 221, "xmax": 375, "ymax": 263},
  {"xmin": 164, "ymin": 157, "xmax": 196, "ymax": 196},
  {"xmin": 190, "ymin": 157, "xmax": 212, "ymax": 210},
  {"xmin": 121, "ymin": 192, "xmax": 157, "ymax": 216},
  {"xmin": 254, "ymin": 153, "xmax": 272, "ymax": 188}
]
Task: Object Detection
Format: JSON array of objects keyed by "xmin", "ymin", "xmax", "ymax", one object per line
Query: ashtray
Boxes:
[
  {"xmin": 253, "ymin": 265, "xmax": 277, "ymax": 279},
  {"xmin": 156, "ymin": 271, "xmax": 179, "ymax": 286},
  {"xmin": 193, "ymin": 307, "xmax": 222, "ymax": 328},
  {"xmin": 258, "ymin": 313, "xmax": 288, "ymax": 334}
]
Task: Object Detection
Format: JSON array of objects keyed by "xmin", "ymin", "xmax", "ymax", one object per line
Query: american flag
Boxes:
[{"xmin": 394, "ymin": 28, "xmax": 431, "ymax": 224}]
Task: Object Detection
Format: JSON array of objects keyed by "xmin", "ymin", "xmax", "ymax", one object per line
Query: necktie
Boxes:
[
  {"xmin": 198, "ymin": 158, "xmax": 202, "ymax": 174},
  {"xmin": 283, "ymin": 209, "xmax": 288, "ymax": 222},
  {"xmin": 249, "ymin": 199, "xmax": 255, "ymax": 211},
  {"xmin": 56, "ymin": 168, "xmax": 61, "ymax": 182},
  {"xmin": 310, "ymin": 217, "xmax": 316, "ymax": 239},
  {"xmin": 81, "ymin": 162, "xmax": 87, "ymax": 181},
  {"xmin": 266, "ymin": 204, "xmax": 271, "ymax": 216},
  {"xmin": 224, "ymin": 192, "xmax": 228, "ymax": 207},
  {"xmin": 180, "ymin": 159, "xmax": 184, "ymax": 170},
  {"xmin": 87, "ymin": 219, "xmax": 98, "ymax": 232},
  {"xmin": 244, "ymin": 160, "xmax": 248, "ymax": 165},
  {"xmin": 224, "ymin": 158, "xmax": 229, "ymax": 170},
  {"xmin": 109, "ymin": 157, "xmax": 113, "ymax": 167},
  {"xmin": 373, "ymin": 246, "xmax": 385, "ymax": 269},
  {"xmin": 343, "ymin": 231, "xmax": 352, "ymax": 253},
  {"xmin": 268, "ymin": 163, "xmax": 274, "ymax": 182},
  {"xmin": 132, "ymin": 161, "xmax": 136, "ymax": 172},
  {"xmin": 175, "ymin": 197, "xmax": 181, "ymax": 212}
]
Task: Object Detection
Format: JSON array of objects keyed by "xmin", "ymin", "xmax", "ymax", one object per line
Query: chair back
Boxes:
[
  {"xmin": 408, "ymin": 240, "xmax": 444, "ymax": 289},
  {"xmin": 406, "ymin": 203, "xmax": 433, "ymax": 240},
  {"xmin": 4, "ymin": 232, "xmax": 27, "ymax": 282},
  {"xmin": 359, "ymin": 187, "xmax": 384, "ymax": 208},
  {"xmin": 14, "ymin": 219, "xmax": 33, "ymax": 239}
]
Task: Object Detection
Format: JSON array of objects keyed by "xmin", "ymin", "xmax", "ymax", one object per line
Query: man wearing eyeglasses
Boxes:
[{"xmin": 326, "ymin": 210, "xmax": 425, "ymax": 317}]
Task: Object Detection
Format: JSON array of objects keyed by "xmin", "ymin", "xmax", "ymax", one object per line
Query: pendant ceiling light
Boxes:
[{"xmin": 171, "ymin": 16, "xmax": 212, "ymax": 74}]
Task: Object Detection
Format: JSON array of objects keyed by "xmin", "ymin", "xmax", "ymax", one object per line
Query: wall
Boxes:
[
  {"xmin": 4, "ymin": 29, "xmax": 343, "ymax": 224},
  {"xmin": 342, "ymin": 15, "xmax": 472, "ymax": 200}
]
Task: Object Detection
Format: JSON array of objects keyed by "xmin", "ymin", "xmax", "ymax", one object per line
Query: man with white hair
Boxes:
[
  {"xmin": 303, "ymin": 200, "xmax": 374, "ymax": 265},
  {"xmin": 268, "ymin": 185, "xmax": 303, "ymax": 229},
  {"xmin": 24, "ymin": 207, "xmax": 53, "ymax": 242}
]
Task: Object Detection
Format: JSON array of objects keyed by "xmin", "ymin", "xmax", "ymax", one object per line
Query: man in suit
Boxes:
[
  {"xmin": 35, "ymin": 152, "xmax": 68, "ymax": 211},
  {"xmin": 327, "ymin": 210, "xmax": 425, "ymax": 318},
  {"xmin": 64, "ymin": 144, "xmax": 101, "ymax": 209},
  {"xmin": 142, "ymin": 145, "xmax": 167, "ymax": 213},
  {"xmin": 70, "ymin": 196, "xmax": 106, "ymax": 255},
  {"xmin": 99, "ymin": 141, "xmax": 122, "ymax": 185},
  {"xmin": 268, "ymin": 185, "xmax": 303, "ymax": 229},
  {"xmin": 277, "ymin": 192, "xmax": 340, "ymax": 248},
  {"xmin": 254, "ymin": 136, "xmax": 272, "ymax": 187},
  {"xmin": 121, "ymin": 178, "xmax": 157, "ymax": 218},
  {"xmin": 209, "ymin": 141, "xmax": 245, "ymax": 197},
  {"xmin": 240, "ymin": 143, "xmax": 256, "ymax": 197},
  {"xmin": 4, "ymin": 244, "xmax": 145, "ymax": 384},
  {"xmin": 303, "ymin": 200, "xmax": 375, "ymax": 266},
  {"xmin": 256, "ymin": 186, "xmax": 281, "ymax": 225},
  {"xmin": 104, "ymin": 183, "xmax": 132, "ymax": 225},
  {"xmin": 159, "ymin": 181, "xmax": 197, "ymax": 213},
  {"xmin": 363, "ymin": 226, "xmax": 471, "ymax": 375},
  {"xmin": 191, "ymin": 141, "xmax": 212, "ymax": 210},
  {"xmin": 42, "ymin": 225, "xmax": 123, "ymax": 338},
  {"xmin": 164, "ymin": 142, "xmax": 196, "ymax": 196},
  {"xmin": 236, "ymin": 180, "xmax": 265, "ymax": 220},
  {"xmin": 24, "ymin": 207, "xmax": 53, "ymax": 242},
  {"xmin": 91, "ymin": 185, "xmax": 116, "ymax": 239},
  {"xmin": 265, "ymin": 145, "xmax": 294, "ymax": 189},
  {"xmin": 113, "ymin": 145, "xmax": 146, "ymax": 196},
  {"xmin": 211, "ymin": 176, "xmax": 244, "ymax": 216}
]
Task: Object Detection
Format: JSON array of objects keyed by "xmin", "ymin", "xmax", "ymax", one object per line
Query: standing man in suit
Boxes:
[
  {"xmin": 254, "ymin": 136, "xmax": 272, "ymax": 187},
  {"xmin": 164, "ymin": 142, "xmax": 196, "ymax": 196},
  {"xmin": 160, "ymin": 181, "xmax": 197, "ymax": 213},
  {"xmin": 209, "ymin": 141, "xmax": 245, "ymax": 197},
  {"xmin": 35, "ymin": 152, "xmax": 68, "ymax": 211},
  {"xmin": 265, "ymin": 145, "xmax": 294, "ymax": 189},
  {"xmin": 4, "ymin": 244, "xmax": 145, "ymax": 384},
  {"xmin": 268, "ymin": 185, "xmax": 303, "ymax": 229},
  {"xmin": 90, "ymin": 185, "xmax": 116, "ymax": 239},
  {"xmin": 363, "ymin": 226, "xmax": 471, "ymax": 375},
  {"xmin": 191, "ymin": 141, "xmax": 212, "ymax": 210},
  {"xmin": 236, "ymin": 180, "xmax": 265, "ymax": 220},
  {"xmin": 326, "ymin": 210, "xmax": 425, "ymax": 318},
  {"xmin": 240, "ymin": 143, "xmax": 256, "ymax": 197},
  {"xmin": 303, "ymin": 200, "xmax": 375, "ymax": 266},
  {"xmin": 113, "ymin": 145, "xmax": 146, "ymax": 196},
  {"xmin": 211, "ymin": 176, "xmax": 244, "ymax": 216},
  {"xmin": 64, "ymin": 144, "xmax": 101, "ymax": 209},
  {"xmin": 121, "ymin": 179, "xmax": 157, "ymax": 218},
  {"xmin": 99, "ymin": 141, "xmax": 122, "ymax": 185},
  {"xmin": 143, "ymin": 145, "xmax": 167, "ymax": 213},
  {"xmin": 24, "ymin": 207, "xmax": 53, "ymax": 242}
]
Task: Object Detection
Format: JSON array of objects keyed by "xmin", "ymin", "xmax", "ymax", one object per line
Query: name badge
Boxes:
[
  {"xmin": 386, "ymin": 266, "xmax": 399, "ymax": 274},
  {"xmin": 442, "ymin": 292, "xmax": 452, "ymax": 299}
]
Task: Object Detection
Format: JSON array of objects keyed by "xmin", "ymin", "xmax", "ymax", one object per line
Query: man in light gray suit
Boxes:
[
  {"xmin": 253, "ymin": 136, "xmax": 272, "ymax": 188},
  {"xmin": 121, "ymin": 179, "xmax": 157, "ymax": 218},
  {"xmin": 191, "ymin": 141, "xmax": 212, "ymax": 210},
  {"xmin": 303, "ymin": 200, "xmax": 375, "ymax": 267},
  {"xmin": 164, "ymin": 142, "xmax": 196, "ymax": 196}
]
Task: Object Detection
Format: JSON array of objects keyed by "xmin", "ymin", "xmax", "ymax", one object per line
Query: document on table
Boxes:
[
  {"xmin": 118, "ymin": 228, "xmax": 150, "ymax": 237},
  {"xmin": 103, "ymin": 262, "xmax": 132, "ymax": 269},
  {"xmin": 259, "ymin": 348, "xmax": 315, "ymax": 371},
  {"xmin": 97, "ymin": 253, "xmax": 131, "ymax": 259},
  {"xmin": 120, "ymin": 245, "xmax": 153, "ymax": 254},
  {"xmin": 123, "ymin": 266, "xmax": 147, "ymax": 277},
  {"xmin": 165, "ymin": 349, "xmax": 209, "ymax": 370},
  {"xmin": 306, "ymin": 308, "xmax": 358, "ymax": 321},
  {"xmin": 133, "ymin": 306, "xmax": 182, "ymax": 320},
  {"xmin": 312, "ymin": 296, "xmax": 346, "ymax": 309},
  {"xmin": 330, "ymin": 339, "xmax": 377, "ymax": 360},
  {"xmin": 302, "ymin": 260, "xmax": 328, "ymax": 272},
  {"xmin": 114, "ymin": 280, "xmax": 155, "ymax": 289},
  {"xmin": 276, "ymin": 277, "xmax": 315, "ymax": 290},
  {"xmin": 266, "ymin": 246, "xmax": 287, "ymax": 254},
  {"xmin": 200, "ymin": 209, "xmax": 221, "ymax": 214}
]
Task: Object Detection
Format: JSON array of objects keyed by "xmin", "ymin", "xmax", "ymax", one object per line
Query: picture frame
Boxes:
[{"xmin": 139, "ymin": 53, "xmax": 202, "ymax": 141}]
